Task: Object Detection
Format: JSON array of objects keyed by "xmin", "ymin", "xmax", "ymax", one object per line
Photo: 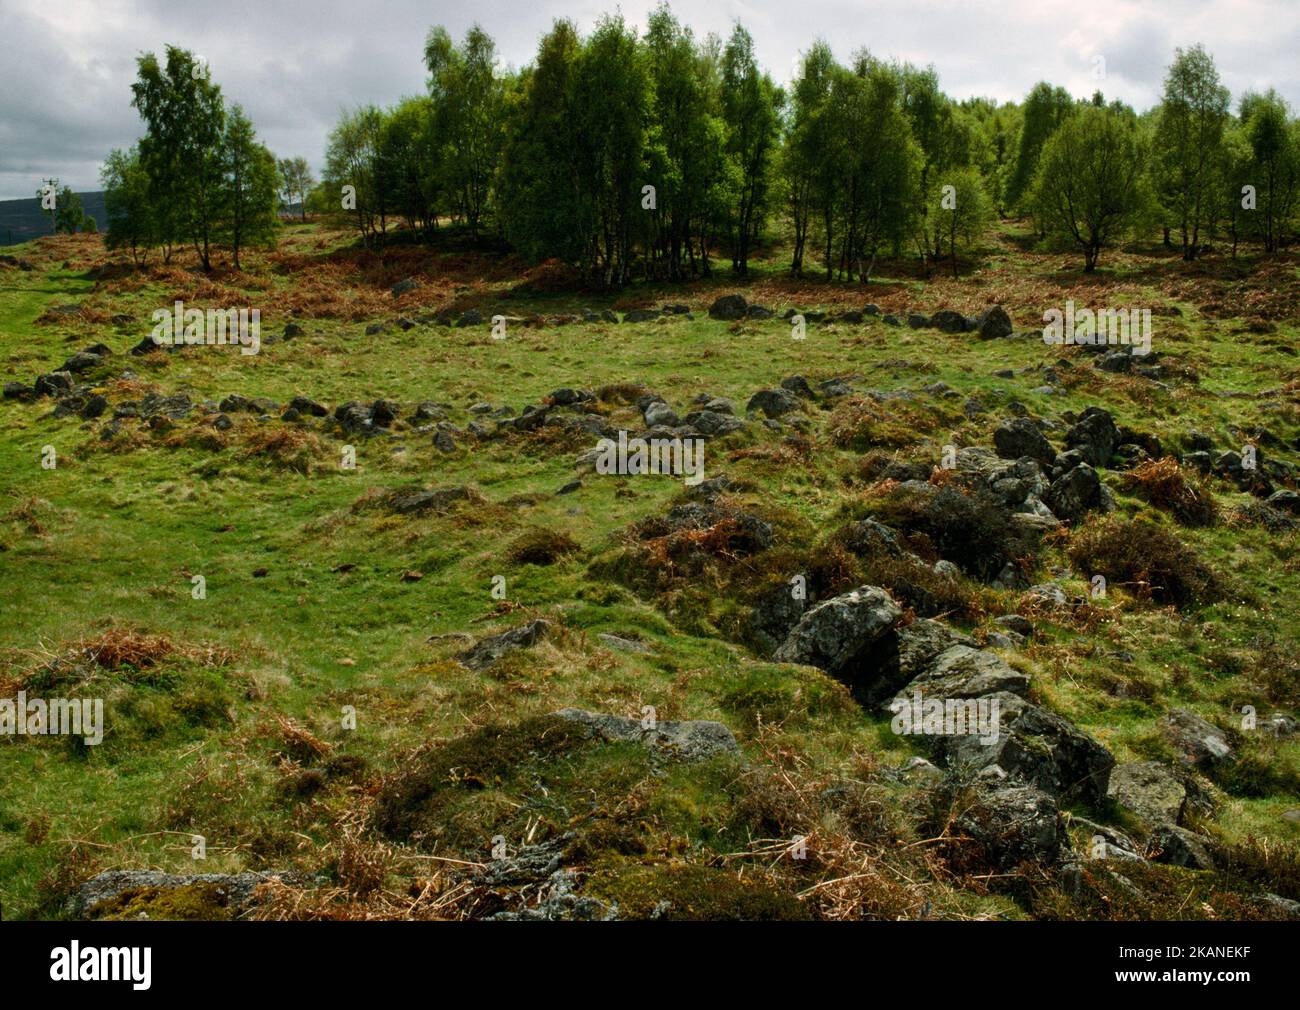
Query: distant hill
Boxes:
[{"xmin": 0, "ymin": 191, "xmax": 107, "ymax": 246}]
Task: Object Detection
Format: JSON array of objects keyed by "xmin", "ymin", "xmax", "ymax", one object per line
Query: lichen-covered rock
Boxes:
[
  {"xmin": 773, "ymin": 586, "xmax": 901, "ymax": 679},
  {"xmin": 73, "ymin": 871, "xmax": 309, "ymax": 920},
  {"xmin": 932, "ymin": 692, "xmax": 1115, "ymax": 807},
  {"xmin": 554, "ymin": 707, "xmax": 740, "ymax": 762},
  {"xmin": 954, "ymin": 780, "xmax": 1064, "ymax": 870}
]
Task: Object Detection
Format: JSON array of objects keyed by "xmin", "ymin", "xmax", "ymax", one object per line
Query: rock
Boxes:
[
  {"xmin": 1098, "ymin": 350, "xmax": 1136, "ymax": 374},
  {"xmin": 80, "ymin": 394, "xmax": 109, "ymax": 419},
  {"xmin": 780, "ymin": 375, "xmax": 816, "ymax": 399},
  {"xmin": 283, "ymin": 322, "xmax": 305, "ymax": 339},
  {"xmin": 994, "ymin": 418, "xmax": 1056, "ymax": 466},
  {"xmin": 370, "ymin": 399, "xmax": 399, "ymax": 426},
  {"xmin": 976, "ymin": 305, "xmax": 1013, "ymax": 339},
  {"xmin": 554, "ymin": 707, "xmax": 740, "ymax": 762},
  {"xmin": 1065, "ymin": 407, "xmax": 1120, "ymax": 468},
  {"xmin": 708, "ymin": 294, "xmax": 749, "ymax": 320},
  {"xmin": 773, "ymin": 586, "xmax": 902, "ymax": 680},
  {"xmin": 933, "ymin": 692, "xmax": 1115, "ymax": 806},
  {"xmin": 4, "ymin": 381, "xmax": 34, "ymax": 400},
  {"xmin": 1252, "ymin": 893, "xmax": 1300, "ymax": 919},
  {"xmin": 898, "ymin": 645, "xmax": 1030, "ymax": 703},
  {"xmin": 61, "ymin": 350, "xmax": 106, "ymax": 373},
  {"xmin": 643, "ymin": 400, "xmax": 680, "ymax": 427},
  {"xmin": 1107, "ymin": 761, "xmax": 1190, "ymax": 826},
  {"xmin": 750, "ymin": 581, "xmax": 807, "ymax": 655},
  {"xmin": 1265, "ymin": 489, "xmax": 1300, "ymax": 515},
  {"xmin": 746, "ymin": 388, "xmax": 800, "ymax": 418},
  {"xmin": 391, "ymin": 278, "xmax": 418, "ymax": 298},
  {"xmin": 1043, "ymin": 463, "xmax": 1103, "ymax": 524},
  {"xmin": 623, "ymin": 308, "xmax": 660, "ymax": 323},
  {"xmin": 289, "ymin": 396, "xmax": 329, "ymax": 417},
  {"xmin": 33, "ymin": 372, "xmax": 73, "ymax": 397},
  {"xmin": 597, "ymin": 633, "xmax": 652, "ymax": 654},
  {"xmin": 883, "ymin": 314, "xmax": 901, "ymax": 326},
  {"xmin": 72, "ymin": 870, "xmax": 309, "ymax": 920},
  {"xmin": 456, "ymin": 309, "xmax": 483, "ymax": 327},
  {"xmin": 547, "ymin": 388, "xmax": 590, "ymax": 407},
  {"xmin": 1161, "ymin": 708, "xmax": 1234, "ymax": 769},
  {"xmin": 930, "ymin": 309, "xmax": 970, "ymax": 334},
  {"xmin": 434, "ymin": 430, "xmax": 456, "ymax": 453},
  {"xmin": 457, "ymin": 620, "xmax": 552, "ymax": 671},
  {"xmin": 365, "ymin": 322, "xmax": 389, "ymax": 336},
  {"xmin": 681, "ymin": 409, "xmax": 745, "ymax": 436},
  {"xmin": 863, "ymin": 304, "xmax": 881, "ymax": 317},
  {"xmin": 857, "ymin": 620, "xmax": 979, "ymax": 709},
  {"xmin": 1151, "ymin": 824, "xmax": 1215, "ymax": 870},
  {"xmin": 907, "ymin": 313, "xmax": 930, "ymax": 329},
  {"xmin": 995, "ymin": 615, "xmax": 1034, "ymax": 638},
  {"xmin": 954, "ymin": 780, "xmax": 1064, "ymax": 870}
]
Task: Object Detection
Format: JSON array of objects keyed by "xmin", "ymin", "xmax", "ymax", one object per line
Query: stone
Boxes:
[
  {"xmin": 1161, "ymin": 708, "xmax": 1234, "ymax": 769},
  {"xmin": 708, "ymin": 294, "xmax": 749, "ymax": 320},
  {"xmin": 1065, "ymin": 407, "xmax": 1120, "ymax": 468},
  {"xmin": 1107, "ymin": 761, "xmax": 1189, "ymax": 826},
  {"xmin": 994, "ymin": 417, "xmax": 1056, "ymax": 466},
  {"xmin": 773, "ymin": 586, "xmax": 902, "ymax": 680},
  {"xmin": 1151, "ymin": 824, "xmax": 1215, "ymax": 870},
  {"xmin": 976, "ymin": 305, "xmax": 1013, "ymax": 339},
  {"xmin": 554, "ymin": 707, "xmax": 740, "ymax": 763},
  {"xmin": 746, "ymin": 388, "xmax": 800, "ymax": 418},
  {"xmin": 457, "ymin": 619, "xmax": 551, "ymax": 671}
]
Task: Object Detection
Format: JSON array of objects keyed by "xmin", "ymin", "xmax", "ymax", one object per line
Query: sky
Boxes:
[{"xmin": 1, "ymin": 0, "xmax": 1298, "ymax": 199}]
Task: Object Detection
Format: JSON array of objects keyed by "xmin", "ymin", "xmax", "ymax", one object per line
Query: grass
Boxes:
[{"xmin": 1, "ymin": 219, "xmax": 1298, "ymax": 919}]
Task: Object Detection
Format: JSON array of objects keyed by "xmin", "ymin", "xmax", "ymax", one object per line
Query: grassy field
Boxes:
[{"xmin": 2, "ymin": 221, "xmax": 1298, "ymax": 921}]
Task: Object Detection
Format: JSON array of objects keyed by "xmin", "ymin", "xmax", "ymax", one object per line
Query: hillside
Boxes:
[
  {"xmin": 0, "ymin": 221, "xmax": 1298, "ymax": 923},
  {"xmin": 0, "ymin": 192, "xmax": 106, "ymax": 246}
]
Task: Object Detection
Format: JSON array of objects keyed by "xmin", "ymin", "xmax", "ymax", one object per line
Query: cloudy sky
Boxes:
[{"xmin": 1, "ymin": 0, "xmax": 1297, "ymax": 199}]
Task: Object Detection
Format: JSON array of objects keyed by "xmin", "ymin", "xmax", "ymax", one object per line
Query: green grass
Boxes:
[{"xmin": 1, "ymin": 221, "xmax": 1298, "ymax": 919}]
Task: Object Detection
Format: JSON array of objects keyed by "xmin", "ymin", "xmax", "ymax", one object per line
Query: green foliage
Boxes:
[
  {"xmin": 102, "ymin": 148, "xmax": 157, "ymax": 264},
  {"xmin": 1031, "ymin": 104, "xmax": 1152, "ymax": 271},
  {"xmin": 131, "ymin": 45, "xmax": 228, "ymax": 269},
  {"xmin": 1153, "ymin": 44, "xmax": 1230, "ymax": 259},
  {"xmin": 221, "ymin": 105, "xmax": 280, "ymax": 269}
]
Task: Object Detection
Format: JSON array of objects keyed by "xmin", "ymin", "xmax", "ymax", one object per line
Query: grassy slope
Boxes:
[{"xmin": 1, "ymin": 221, "xmax": 1297, "ymax": 920}]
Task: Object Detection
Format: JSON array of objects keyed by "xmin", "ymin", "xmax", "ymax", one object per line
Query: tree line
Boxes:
[{"xmin": 98, "ymin": 10, "xmax": 1300, "ymax": 280}]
